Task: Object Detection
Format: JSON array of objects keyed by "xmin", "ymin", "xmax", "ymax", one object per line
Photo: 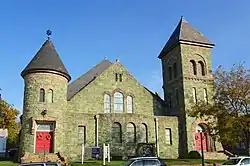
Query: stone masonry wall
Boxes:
[{"xmin": 20, "ymin": 73, "xmax": 68, "ymax": 158}]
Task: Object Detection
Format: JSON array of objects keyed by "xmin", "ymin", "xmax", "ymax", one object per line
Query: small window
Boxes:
[
  {"xmin": 168, "ymin": 93, "xmax": 172, "ymax": 108},
  {"xmin": 198, "ymin": 61, "xmax": 206, "ymax": 76},
  {"xmin": 175, "ymin": 89, "xmax": 179, "ymax": 106},
  {"xmin": 192, "ymin": 87, "xmax": 197, "ymax": 104},
  {"xmin": 115, "ymin": 73, "xmax": 118, "ymax": 81},
  {"xmin": 39, "ymin": 88, "xmax": 45, "ymax": 102},
  {"xmin": 104, "ymin": 94, "xmax": 111, "ymax": 113},
  {"xmin": 127, "ymin": 96, "xmax": 133, "ymax": 113},
  {"xmin": 190, "ymin": 60, "xmax": 197, "ymax": 75},
  {"xmin": 47, "ymin": 89, "xmax": 53, "ymax": 103},
  {"xmin": 119, "ymin": 74, "xmax": 122, "ymax": 82},
  {"xmin": 203, "ymin": 88, "xmax": 208, "ymax": 104},
  {"xmin": 173, "ymin": 63, "xmax": 177, "ymax": 78},
  {"xmin": 168, "ymin": 67, "xmax": 172, "ymax": 80},
  {"xmin": 165, "ymin": 128, "xmax": 172, "ymax": 145},
  {"xmin": 78, "ymin": 125, "xmax": 86, "ymax": 143}
]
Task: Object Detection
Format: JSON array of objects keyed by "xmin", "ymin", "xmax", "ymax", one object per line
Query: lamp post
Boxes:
[{"xmin": 199, "ymin": 130, "xmax": 205, "ymax": 166}]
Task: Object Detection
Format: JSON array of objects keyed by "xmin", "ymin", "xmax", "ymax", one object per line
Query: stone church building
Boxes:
[{"xmin": 19, "ymin": 18, "xmax": 225, "ymax": 162}]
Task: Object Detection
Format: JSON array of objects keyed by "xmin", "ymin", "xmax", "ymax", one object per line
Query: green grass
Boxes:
[{"xmin": 0, "ymin": 161, "xmax": 17, "ymax": 166}]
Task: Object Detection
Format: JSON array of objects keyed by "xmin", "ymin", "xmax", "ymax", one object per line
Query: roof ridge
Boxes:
[{"xmin": 67, "ymin": 59, "xmax": 113, "ymax": 100}]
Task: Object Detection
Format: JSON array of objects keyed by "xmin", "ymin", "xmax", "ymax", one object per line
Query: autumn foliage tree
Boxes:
[
  {"xmin": 0, "ymin": 98, "xmax": 20, "ymax": 148},
  {"xmin": 188, "ymin": 63, "xmax": 250, "ymax": 155}
]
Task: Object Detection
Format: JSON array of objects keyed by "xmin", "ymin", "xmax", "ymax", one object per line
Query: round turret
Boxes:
[{"xmin": 19, "ymin": 37, "xmax": 70, "ymax": 160}]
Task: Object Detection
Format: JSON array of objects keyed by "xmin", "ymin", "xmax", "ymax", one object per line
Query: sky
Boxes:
[{"xmin": 0, "ymin": 0, "xmax": 250, "ymax": 113}]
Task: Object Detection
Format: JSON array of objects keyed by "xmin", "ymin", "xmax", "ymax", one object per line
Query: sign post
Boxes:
[{"xmin": 103, "ymin": 143, "xmax": 110, "ymax": 165}]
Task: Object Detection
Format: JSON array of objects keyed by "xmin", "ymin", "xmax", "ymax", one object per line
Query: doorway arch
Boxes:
[{"xmin": 194, "ymin": 124, "xmax": 209, "ymax": 152}]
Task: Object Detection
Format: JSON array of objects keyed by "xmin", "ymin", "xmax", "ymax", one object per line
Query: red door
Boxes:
[
  {"xmin": 195, "ymin": 132, "xmax": 208, "ymax": 151},
  {"xmin": 35, "ymin": 131, "xmax": 53, "ymax": 153}
]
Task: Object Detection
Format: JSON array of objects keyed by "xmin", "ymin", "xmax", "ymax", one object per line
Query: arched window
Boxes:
[
  {"xmin": 168, "ymin": 93, "xmax": 172, "ymax": 108},
  {"xmin": 112, "ymin": 122, "xmax": 122, "ymax": 143},
  {"xmin": 190, "ymin": 60, "xmax": 197, "ymax": 75},
  {"xmin": 127, "ymin": 123, "xmax": 136, "ymax": 143},
  {"xmin": 47, "ymin": 89, "xmax": 53, "ymax": 103},
  {"xmin": 173, "ymin": 63, "xmax": 177, "ymax": 78},
  {"xmin": 168, "ymin": 66, "xmax": 172, "ymax": 80},
  {"xmin": 140, "ymin": 123, "xmax": 148, "ymax": 143},
  {"xmin": 198, "ymin": 61, "xmax": 206, "ymax": 76},
  {"xmin": 192, "ymin": 87, "xmax": 197, "ymax": 104},
  {"xmin": 127, "ymin": 96, "xmax": 133, "ymax": 113},
  {"xmin": 104, "ymin": 94, "xmax": 111, "ymax": 113},
  {"xmin": 114, "ymin": 92, "xmax": 124, "ymax": 113},
  {"xmin": 39, "ymin": 88, "xmax": 45, "ymax": 102},
  {"xmin": 203, "ymin": 88, "xmax": 208, "ymax": 104}
]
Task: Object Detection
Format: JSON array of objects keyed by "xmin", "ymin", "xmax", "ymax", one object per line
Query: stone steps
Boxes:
[
  {"xmin": 204, "ymin": 152, "xmax": 228, "ymax": 160},
  {"xmin": 21, "ymin": 152, "xmax": 68, "ymax": 166}
]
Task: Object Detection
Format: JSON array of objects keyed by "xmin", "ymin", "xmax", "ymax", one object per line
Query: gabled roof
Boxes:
[
  {"xmin": 21, "ymin": 39, "xmax": 71, "ymax": 81},
  {"xmin": 158, "ymin": 17, "xmax": 214, "ymax": 59},
  {"xmin": 67, "ymin": 60, "xmax": 113, "ymax": 100}
]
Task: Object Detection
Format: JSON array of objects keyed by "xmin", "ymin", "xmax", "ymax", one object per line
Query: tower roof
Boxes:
[
  {"xmin": 158, "ymin": 17, "xmax": 214, "ymax": 58},
  {"xmin": 21, "ymin": 39, "xmax": 71, "ymax": 81}
]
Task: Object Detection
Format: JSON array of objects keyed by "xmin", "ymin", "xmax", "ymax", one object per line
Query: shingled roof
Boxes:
[
  {"xmin": 158, "ymin": 17, "xmax": 214, "ymax": 58},
  {"xmin": 67, "ymin": 59, "xmax": 113, "ymax": 100},
  {"xmin": 21, "ymin": 39, "xmax": 71, "ymax": 81}
]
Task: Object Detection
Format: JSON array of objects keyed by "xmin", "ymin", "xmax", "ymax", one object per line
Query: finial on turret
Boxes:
[{"xmin": 46, "ymin": 29, "xmax": 52, "ymax": 40}]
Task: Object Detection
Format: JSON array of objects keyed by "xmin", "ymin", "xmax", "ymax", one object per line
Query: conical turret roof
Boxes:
[
  {"xmin": 158, "ymin": 17, "xmax": 214, "ymax": 58},
  {"xmin": 21, "ymin": 39, "xmax": 71, "ymax": 81}
]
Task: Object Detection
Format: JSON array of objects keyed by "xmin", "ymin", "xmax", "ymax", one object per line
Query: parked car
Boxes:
[
  {"xmin": 122, "ymin": 157, "xmax": 166, "ymax": 166},
  {"xmin": 18, "ymin": 162, "xmax": 61, "ymax": 166},
  {"xmin": 222, "ymin": 156, "xmax": 250, "ymax": 166}
]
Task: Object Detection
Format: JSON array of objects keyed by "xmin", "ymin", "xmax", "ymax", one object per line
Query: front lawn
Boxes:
[{"xmin": 0, "ymin": 161, "xmax": 17, "ymax": 166}]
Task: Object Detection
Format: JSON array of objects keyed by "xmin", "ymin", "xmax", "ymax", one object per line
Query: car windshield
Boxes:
[
  {"xmin": 222, "ymin": 159, "xmax": 241, "ymax": 165},
  {"xmin": 122, "ymin": 159, "xmax": 135, "ymax": 166}
]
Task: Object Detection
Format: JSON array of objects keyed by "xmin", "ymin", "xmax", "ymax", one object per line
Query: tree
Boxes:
[
  {"xmin": 0, "ymin": 98, "xmax": 20, "ymax": 148},
  {"xmin": 188, "ymin": 63, "xmax": 250, "ymax": 155}
]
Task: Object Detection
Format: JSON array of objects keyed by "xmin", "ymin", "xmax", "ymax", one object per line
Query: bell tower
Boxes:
[
  {"xmin": 19, "ymin": 30, "xmax": 71, "ymax": 160},
  {"xmin": 158, "ymin": 17, "xmax": 215, "ymax": 157}
]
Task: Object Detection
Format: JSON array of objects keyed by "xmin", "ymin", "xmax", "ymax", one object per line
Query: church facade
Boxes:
[{"xmin": 19, "ymin": 18, "xmax": 225, "ymax": 162}]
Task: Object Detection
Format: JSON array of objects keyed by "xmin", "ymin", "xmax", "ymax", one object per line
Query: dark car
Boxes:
[{"xmin": 122, "ymin": 157, "xmax": 167, "ymax": 166}]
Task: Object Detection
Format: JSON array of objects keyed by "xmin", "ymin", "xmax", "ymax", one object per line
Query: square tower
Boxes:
[{"xmin": 158, "ymin": 17, "xmax": 215, "ymax": 157}]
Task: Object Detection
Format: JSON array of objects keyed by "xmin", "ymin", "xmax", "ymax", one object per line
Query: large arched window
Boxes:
[
  {"xmin": 190, "ymin": 60, "xmax": 197, "ymax": 75},
  {"xmin": 198, "ymin": 61, "xmax": 206, "ymax": 76},
  {"xmin": 127, "ymin": 123, "xmax": 136, "ymax": 143},
  {"xmin": 114, "ymin": 92, "xmax": 124, "ymax": 113},
  {"xmin": 140, "ymin": 123, "xmax": 148, "ymax": 143},
  {"xmin": 168, "ymin": 66, "xmax": 173, "ymax": 80},
  {"xmin": 104, "ymin": 94, "xmax": 111, "ymax": 113},
  {"xmin": 39, "ymin": 88, "xmax": 45, "ymax": 102},
  {"xmin": 173, "ymin": 63, "xmax": 177, "ymax": 78},
  {"xmin": 47, "ymin": 89, "xmax": 53, "ymax": 103},
  {"xmin": 112, "ymin": 122, "xmax": 122, "ymax": 143},
  {"xmin": 127, "ymin": 96, "xmax": 133, "ymax": 113}
]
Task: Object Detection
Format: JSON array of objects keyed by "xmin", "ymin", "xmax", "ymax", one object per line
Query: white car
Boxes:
[{"xmin": 222, "ymin": 156, "xmax": 250, "ymax": 166}]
